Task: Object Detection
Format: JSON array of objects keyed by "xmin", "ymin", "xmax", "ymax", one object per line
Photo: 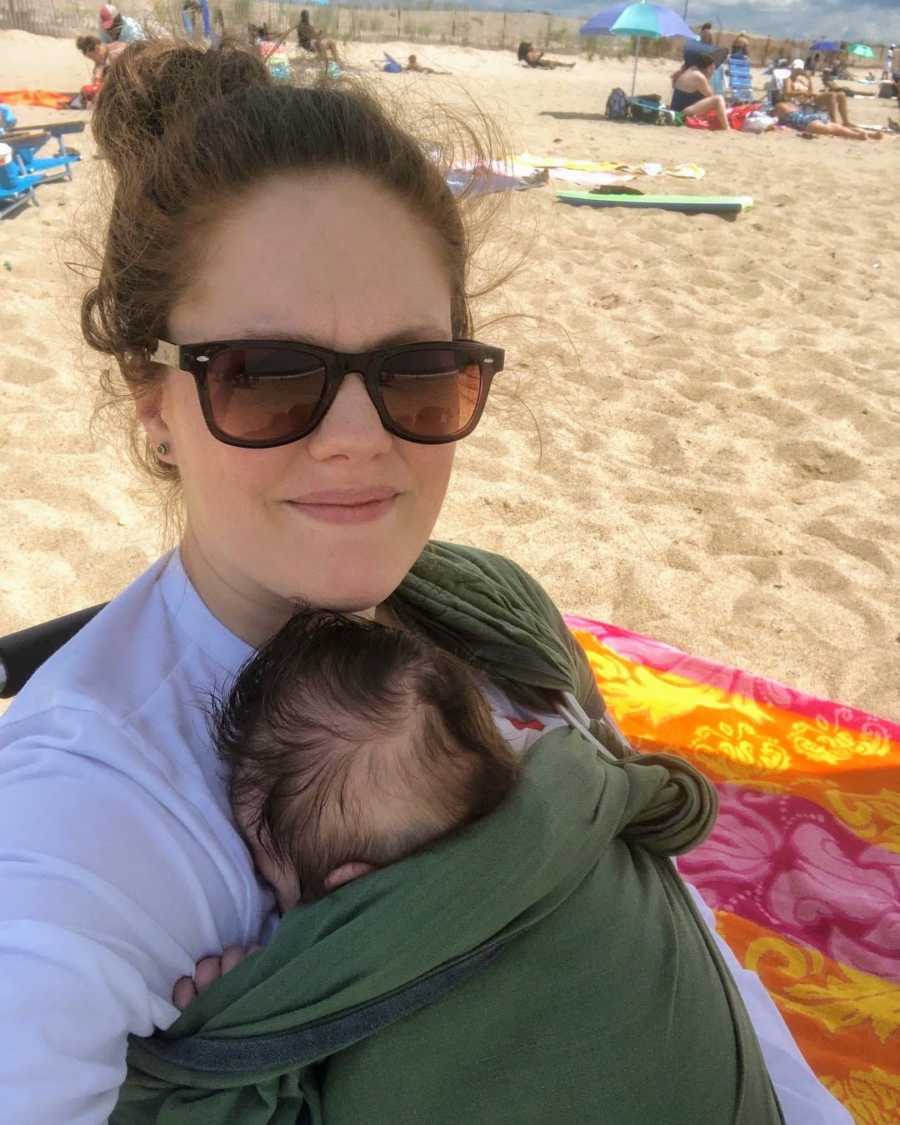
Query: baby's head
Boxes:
[{"xmin": 212, "ymin": 609, "xmax": 520, "ymax": 911}]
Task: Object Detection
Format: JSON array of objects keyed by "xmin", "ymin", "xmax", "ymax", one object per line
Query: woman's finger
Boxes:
[
  {"xmin": 193, "ymin": 955, "xmax": 222, "ymax": 993},
  {"xmin": 220, "ymin": 944, "xmax": 248, "ymax": 975},
  {"xmin": 172, "ymin": 975, "xmax": 198, "ymax": 1011}
]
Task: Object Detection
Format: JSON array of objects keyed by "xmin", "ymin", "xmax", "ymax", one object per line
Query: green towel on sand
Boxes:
[{"xmin": 112, "ymin": 542, "xmax": 784, "ymax": 1125}]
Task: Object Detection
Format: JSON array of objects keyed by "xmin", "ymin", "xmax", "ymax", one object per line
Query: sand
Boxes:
[{"xmin": 1, "ymin": 31, "xmax": 898, "ymax": 720}]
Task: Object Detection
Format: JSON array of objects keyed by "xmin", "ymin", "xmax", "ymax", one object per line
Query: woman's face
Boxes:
[{"xmin": 142, "ymin": 171, "xmax": 457, "ymax": 641}]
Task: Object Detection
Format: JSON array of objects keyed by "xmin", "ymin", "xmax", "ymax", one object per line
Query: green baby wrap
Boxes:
[{"xmin": 112, "ymin": 543, "xmax": 784, "ymax": 1124}]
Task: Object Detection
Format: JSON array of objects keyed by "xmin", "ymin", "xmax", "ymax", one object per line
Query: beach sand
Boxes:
[{"xmin": 1, "ymin": 31, "xmax": 898, "ymax": 719}]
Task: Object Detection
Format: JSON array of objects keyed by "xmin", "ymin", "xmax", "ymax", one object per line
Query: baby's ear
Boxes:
[{"xmin": 323, "ymin": 861, "xmax": 378, "ymax": 891}]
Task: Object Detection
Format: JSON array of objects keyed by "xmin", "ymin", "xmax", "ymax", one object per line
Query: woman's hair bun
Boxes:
[{"xmin": 92, "ymin": 39, "xmax": 269, "ymax": 177}]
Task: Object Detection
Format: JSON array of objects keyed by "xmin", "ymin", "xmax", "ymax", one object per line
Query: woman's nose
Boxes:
[{"xmin": 305, "ymin": 372, "xmax": 393, "ymax": 461}]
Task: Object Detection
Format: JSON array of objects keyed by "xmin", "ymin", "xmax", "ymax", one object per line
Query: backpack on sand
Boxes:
[{"xmin": 606, "ymin": 87, "xmax": 629, "ymax": 120}]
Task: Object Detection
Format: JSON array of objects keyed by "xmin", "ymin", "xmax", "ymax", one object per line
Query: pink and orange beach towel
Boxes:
[{"xmin": 567, "ymin": 615, "xmax": 899, "ymax": 1125}]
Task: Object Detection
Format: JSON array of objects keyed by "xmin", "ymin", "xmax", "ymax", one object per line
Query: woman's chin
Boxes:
[{"xmin": 284, "ymin": 566, "xmax": 409, "ymax": 616}]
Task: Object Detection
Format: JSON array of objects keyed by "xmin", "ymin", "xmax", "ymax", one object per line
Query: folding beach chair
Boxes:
[
  {"xmin": 0, "ymin": 149, "xmax": 45, "ymax": 219},
  {"xmin": 726, "ymin": 54, "xmax": 754, "ymax": 103},
  {"xmin": 5, "ymin": 123, "xmax": 82, "ymax": 182}
]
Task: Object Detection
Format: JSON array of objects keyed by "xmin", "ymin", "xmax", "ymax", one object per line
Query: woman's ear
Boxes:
[{"xmin": 134, "ymin": 381, "xmax": 172, "ymax": 456}]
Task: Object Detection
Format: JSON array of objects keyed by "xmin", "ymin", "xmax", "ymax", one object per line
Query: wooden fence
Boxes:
[{"xmin": 0, "ymin": 1, "xmax": 892, "ymax": 69}]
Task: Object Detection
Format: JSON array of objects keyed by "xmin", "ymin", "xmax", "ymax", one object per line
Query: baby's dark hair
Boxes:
[
  {"xmin": 77, "ymin": 34, "xmax": 102, "ymax": 54},
  {"xmin": 212, "ymin": 610, "xmax": 520, "ymax": 902}
]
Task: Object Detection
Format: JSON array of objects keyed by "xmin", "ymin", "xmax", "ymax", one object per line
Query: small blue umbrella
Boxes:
[
  {"xmin": 811, "ymin": 40, "xmax": 841, "ymax": 52},
  {"xmin": 581, "ymin": 1, "xmax": 698, "ymax": 94}
]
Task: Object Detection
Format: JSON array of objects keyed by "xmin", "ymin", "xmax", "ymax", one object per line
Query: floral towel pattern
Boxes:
[{"xmin": 566, "ymin": 616, "xmax": 900, "ymax": 1125}]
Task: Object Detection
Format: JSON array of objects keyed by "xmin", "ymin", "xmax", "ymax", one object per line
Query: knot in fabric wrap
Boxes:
[{"xmin": 614, "ymin": 749, "xmax": 719, "ymax": 856}]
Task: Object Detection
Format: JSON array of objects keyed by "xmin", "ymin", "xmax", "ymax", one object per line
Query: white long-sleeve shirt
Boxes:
[{"xmin": 0, "ymin": 551, "xmax": 850, "ymax": 1124}]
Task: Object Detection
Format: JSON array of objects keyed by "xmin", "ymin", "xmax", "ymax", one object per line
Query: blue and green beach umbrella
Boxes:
[{"xmin": 581, "ymin": 1, "xmax": 698, "ymax": 94}]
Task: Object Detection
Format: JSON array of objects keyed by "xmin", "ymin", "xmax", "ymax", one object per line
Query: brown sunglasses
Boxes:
[{"xmin": 152, "ymin": 338, "xmax": 505, "ymax": 448}]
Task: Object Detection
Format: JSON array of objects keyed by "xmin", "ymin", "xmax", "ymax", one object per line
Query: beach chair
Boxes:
[
  {"xmin": 4, "ymin": 122, "xmax": 83, "ymax": 182},
  {"xmin": 0, "ymin": 605, "xmax": 104, "ymax": 697},
  {"xmin": 726, "ymin": 54, "xmax": 754, "ymax": 103},
  {"xmin": 0, "ymin": 150, "xmax": 45, "ymax": 219}
]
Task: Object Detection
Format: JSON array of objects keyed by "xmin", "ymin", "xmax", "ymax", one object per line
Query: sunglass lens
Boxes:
[
  {"xmin": 206, "ymin": 347, "xmax": 327, "ymax": 443},
  {"xmin": 379, "ymin": 349, "xmax": 483, "ymax": 439}
]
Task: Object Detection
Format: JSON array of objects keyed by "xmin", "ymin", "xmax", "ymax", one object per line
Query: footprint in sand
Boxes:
[
  {"xmin": 0, "ymin": 354, "xmax": 52, "ymax": 386},
  {"xmin": 803, "ymin": 518, "xmax": 895, "ymax": 576},
  {"xmin": 777, "ymin": 440, "xmax": 862, "ymax": 483}
]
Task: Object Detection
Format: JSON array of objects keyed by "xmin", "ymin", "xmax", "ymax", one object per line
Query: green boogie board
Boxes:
[{"xmin": 557, "ymin": 191, "xmax": 754, "ymax": 214}]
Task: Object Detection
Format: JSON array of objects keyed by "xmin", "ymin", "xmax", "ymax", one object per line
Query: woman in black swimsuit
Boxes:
[{"xmin": 670, "ymin": 55, "xmax": 729, "ymax": 129}]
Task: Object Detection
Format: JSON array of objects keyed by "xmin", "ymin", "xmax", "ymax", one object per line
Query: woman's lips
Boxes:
[{"xmin": 285, "ymin": 488, "xmax": 399, "ymax": 525}]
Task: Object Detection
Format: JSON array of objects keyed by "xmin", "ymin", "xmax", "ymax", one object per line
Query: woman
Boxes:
[
  {"xmin": 670, "ymin": 54, "xmax": 730, "ymax": 129},
  {"xmin": 0, "ymin": 40, "xmax": 850, "ymax": 1124}
]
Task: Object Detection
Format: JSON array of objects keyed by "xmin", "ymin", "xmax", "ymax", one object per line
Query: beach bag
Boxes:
[
  {"xmin": 627, "ymin": 95, "xmax": 663, "ymax": 125},
  {"xmin": 606, "ymin": 86, "xmax": 629, "ymax": 120}
]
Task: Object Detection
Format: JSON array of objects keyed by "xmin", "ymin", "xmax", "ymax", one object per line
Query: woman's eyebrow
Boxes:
[{"xmin": 235, "ymin": 325, "xmax": 452, "ymax": 348}]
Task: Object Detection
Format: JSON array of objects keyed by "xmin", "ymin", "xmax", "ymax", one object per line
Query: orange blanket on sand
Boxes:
[
  {"xmin": 0, "ymin": 90, "xmax": 76, "ymax": 110},
  {"xmin": 568, "ymin": 615, "xmax": 900, "ymax": 1125}
]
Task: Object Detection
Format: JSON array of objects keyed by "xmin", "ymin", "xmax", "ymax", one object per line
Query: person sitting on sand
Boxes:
[
  {"xmin": 670, "ymin": 54, "xmax": 729, "ymax": 130},
  {"xmin": 784, "ymin": 59, "xmax": 855, "ymax": 126},
  {"xmin": 297, "ymin": 9, "xmax": 341, "ymax": 67},
  {"xmin": 730, "ymin": 32, "xmax": 749, "ymax": 58},
  {"xmin": 516, "ymin": 41, "xmax": 575, "ymax": 70},
  {"xmin": 76, "ymin": 33, "xmax": 127, "ymax": 102},
  {"xmin": 98, "ymin": 3, "xmax": 145, "ymax": 44},
  {"xmin": 772, "ymin": 100, "xmax": 881, "ymax": 140}
]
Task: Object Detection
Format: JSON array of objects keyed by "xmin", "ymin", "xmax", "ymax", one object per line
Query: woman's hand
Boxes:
[{"xmin": 172, "ymin": 943, "xmax": 263, "ymax": 1011}]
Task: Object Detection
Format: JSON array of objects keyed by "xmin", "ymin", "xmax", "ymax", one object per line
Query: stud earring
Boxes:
[{"xmin": 156, "ymin": 441, "xmax": 170, "ymax": 456}]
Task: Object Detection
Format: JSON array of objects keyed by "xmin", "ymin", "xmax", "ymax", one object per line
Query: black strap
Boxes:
[
  {"xmin": 138, "ymin": 938, "xmax": 508, "ymax": 1074},
  {"xmin": 0, "ymin": 603, "xmax": 106, "ymax": 698}
]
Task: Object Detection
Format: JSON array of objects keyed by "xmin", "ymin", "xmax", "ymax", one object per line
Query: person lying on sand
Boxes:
[
  {"xmin": 516, "ymin": 41, "xmax": 575, "ymax": 69},
  {"xmin": 784, "ymin": 60, "xmax": 856, "ymax": 126},
  {"xmin": 670, "ymin": 55, "xmax": 729, "ymax": 130},
  {"xmin": 406, "ymin": 54, "xmax": 451, "ymax": 75},
  {"xmin": 773, "ymin": 101, "xmax": 882, "ymax": 140}
]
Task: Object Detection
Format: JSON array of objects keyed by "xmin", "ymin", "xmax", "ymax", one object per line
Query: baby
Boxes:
[{"xmin": 173, "ymin": 608, "xmax": 519, "ymax": 1009}]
